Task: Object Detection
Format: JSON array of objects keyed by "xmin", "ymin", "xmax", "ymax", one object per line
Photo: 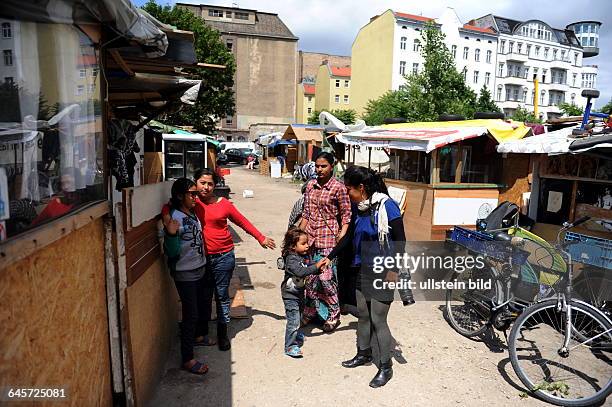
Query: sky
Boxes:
[{"xmin": 134, "ymin": 0, "xmax": 612, "ymax": 108}]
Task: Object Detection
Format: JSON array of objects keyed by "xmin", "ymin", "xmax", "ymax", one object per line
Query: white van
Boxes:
[{"xmin": 219, "ymin": 141, "xmax": 255, "ymax": 153}]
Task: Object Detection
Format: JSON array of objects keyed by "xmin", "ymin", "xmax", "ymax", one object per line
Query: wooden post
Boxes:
[
  {"xmin": 368, "ymin": 147, "xmax": 372, "ymax": 169},
  {"xmin": 431, "ymin": 150, "xmax": 440, "ymax": 185},
  {"xmin": 454, "ymin": 144, "xmax": 463, "ymax": 184}
]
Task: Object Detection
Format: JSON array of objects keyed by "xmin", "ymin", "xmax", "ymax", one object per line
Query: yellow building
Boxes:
[
  {"xmin": 314, "ymin": 62, "xmax": 351, "ymax": 112},
  {"xmin": 296, "ymin": 82, "xmax": 315, "ymax": 123}
]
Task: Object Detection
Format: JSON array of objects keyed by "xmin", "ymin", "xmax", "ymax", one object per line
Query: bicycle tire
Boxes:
[
  {"xmin": 444, "ymin": 264, "xmax": 502, "ymax": 337},
  {"xmin": 509, "ymin": 299, "xmax": 612, "ymax": 406}
]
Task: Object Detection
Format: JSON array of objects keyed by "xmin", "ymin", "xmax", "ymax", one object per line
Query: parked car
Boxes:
[{"xmin": 217, "ymin": 148, "xmax": 259, "ymax": 165}]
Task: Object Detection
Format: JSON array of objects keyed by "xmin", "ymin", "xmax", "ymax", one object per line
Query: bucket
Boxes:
[{"xmin": 242, "ymin": 189, "xmax": 254, "ymax": 198}]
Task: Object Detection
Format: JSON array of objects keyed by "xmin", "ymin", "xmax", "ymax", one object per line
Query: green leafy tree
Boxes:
[
  {"xmin": 141, "ymin": 1, "xmax": 235, "ymax": 134},
  {"xmin": 597, "ymin": 98, "xmax": 612, "ymax": 114},
  {"xmin": 558, "ymin": 102, "xmax": 583, "ymax": 116},
  {"xmin": 361, "ymin": 22, "xmax": 479, "ymax": 125},
  {"xmin": 307, "ymin": 108, "xmax": 356, "ymax": 125},
  {"xmin": 510, "ymin": 105, "xmax": 542, "ymax": 124},
  {"xmin": 475, "ymin": 86, "xmax": 501, "ymax": 113}
]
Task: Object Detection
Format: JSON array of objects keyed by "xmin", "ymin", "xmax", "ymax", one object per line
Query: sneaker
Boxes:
[
  {"xmin": 296, "ymin": 332, "xmax": 305, "ymax": 346},
  {"xmin": 285, "ymin": 345, "xmax": 303, "ymax": 358}
]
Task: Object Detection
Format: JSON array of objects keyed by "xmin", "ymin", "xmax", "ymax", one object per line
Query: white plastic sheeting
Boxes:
[{"xmin": 496, "ymin": 126, "xmax": 612, "ymax": 154}]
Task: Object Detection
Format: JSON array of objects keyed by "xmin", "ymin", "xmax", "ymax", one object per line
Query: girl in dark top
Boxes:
[
  {"xmin": 338, "ymin": 165, "xmax": 414, "ymax": 388},
  {"xmin": 280, "ymin": 228, "xmax": 329, "ymax": 358}
]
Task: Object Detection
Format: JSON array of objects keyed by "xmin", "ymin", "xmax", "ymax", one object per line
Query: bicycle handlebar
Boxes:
[{"xmin": 569, "ymin": 216, "xmax": 591, "ymax": 229}]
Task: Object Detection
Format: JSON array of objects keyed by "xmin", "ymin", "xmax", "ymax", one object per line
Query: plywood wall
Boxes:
[
  {"xmin": 499, "ymin": 154, "xmax": 532, "ymax": 206},
  {"xmin": 0, "ymin": 219, "xmax": 112, "ymax": 406},
  {"xmin": 386, "ymin": 180, "xmax": 434, "ymax": 241},
  {"xmin": 126, "ymin": 259, "xmax": 178, "ymax": 406}
]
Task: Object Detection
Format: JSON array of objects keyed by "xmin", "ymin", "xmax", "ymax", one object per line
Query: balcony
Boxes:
[
  {"xmin": 549, "ymin": 59, "xmax": 571, "ymax": 70},
  {"xmin": 500, "ymin": 100, "xmax": 524, "ymax": 110},
  {"xmin": 501, "ymin": 75, "xmax": 527, "ymax": 86},
  {"xmin": 548, "ymin": 82, "xmax": 569, "ymax": 92},
  {"xmin": 504, "ymin": 51, "xmax": 529, "ymax": 63}
]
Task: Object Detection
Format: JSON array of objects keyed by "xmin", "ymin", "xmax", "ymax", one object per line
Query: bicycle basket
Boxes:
[
  {"xmin": 450, "ymin": 226, "xmax": 529, "ymax": 265},
  {"xmin": 564, "ymin": 232, "xmax": 612, "ymax": 270}
]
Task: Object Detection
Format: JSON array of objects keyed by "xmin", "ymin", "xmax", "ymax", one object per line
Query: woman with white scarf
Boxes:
[{"xmin": 340, "ymin": 165, "xmax": 414, "ymax": 388}]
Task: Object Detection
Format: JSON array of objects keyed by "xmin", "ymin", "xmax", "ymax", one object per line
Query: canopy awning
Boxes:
[
  {"xmin": 335, "ymin": 119, "xmax": 530, "ymax": 153},
  {"xmin": 496, "ymin": 126, "xmax": 612, "ymax": 155},
  {"xmin": 269, "ymin": 139, "xmax": 297, "ymax": 148},
  {"xmin": 257, "ymin": 132, "xmax": 283, "ymax": 146}
]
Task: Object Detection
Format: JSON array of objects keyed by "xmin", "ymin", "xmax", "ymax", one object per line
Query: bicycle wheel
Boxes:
[
  {"xmin": 572, "ymin": 268, "xmax": 612, "ymax": 318},
  {"xmin": 445, "ymin": 264, "xmax": 502, "ymax": 337},
  {"xmin": 509, "ymin": 299, "xmax": 612, "ymax": 406}
]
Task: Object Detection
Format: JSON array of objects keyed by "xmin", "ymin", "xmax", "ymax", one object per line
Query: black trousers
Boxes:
[{"xmin": 174, "ymin": 274, "xmax": 214, "ymax": 364}]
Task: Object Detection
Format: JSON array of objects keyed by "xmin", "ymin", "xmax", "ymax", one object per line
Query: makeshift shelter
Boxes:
[
  {"xmin": 336, "ymin": 119, "xmax": 531, "ymax": 240},
  {"xmin": 281, "ymin": 124, "xmax": 324, "ymax": 172},
  {"xmin": 256, "ymin": 131, "xmax": 283, "ymax": 176}
]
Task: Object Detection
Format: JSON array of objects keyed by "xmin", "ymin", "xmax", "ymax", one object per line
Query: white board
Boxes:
[
  {"xmin": 128, "ymin": 181, "xmax": 173, "ymax": 228},
  {"xmin": 433, "ymin": 197, "xmax": 499, "ymax": 226}
]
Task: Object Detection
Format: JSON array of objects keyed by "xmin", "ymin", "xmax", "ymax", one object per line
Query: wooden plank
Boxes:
[
  {"xmin": 126, "ymin": 181, "xmax": 173, "ymax": 229},
  {"xmin": 127, "ymin": 245, "xmax": 161, "ymax": 287},
  {"xmin": 109, "ymin": 49, "xmax": 135, "ymax": 76}
]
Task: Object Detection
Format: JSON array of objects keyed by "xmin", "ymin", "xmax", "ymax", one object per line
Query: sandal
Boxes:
[
  {"xmin": 183, "ymin": 360, "xmax": 209, "ymax": 375},
  {"xmin": 194, "ymin": 335, "xmax": 217, "ymax": 346},
  {"xmin": 322, "ymin": 319, "xmax": 340, "ymax": 333}
]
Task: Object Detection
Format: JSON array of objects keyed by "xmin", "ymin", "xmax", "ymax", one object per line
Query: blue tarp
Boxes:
[{"xmin": 269, "ymin": 139, "xmax": 297, "ymax": 148}]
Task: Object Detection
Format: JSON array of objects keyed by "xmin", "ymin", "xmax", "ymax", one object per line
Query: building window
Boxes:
[
  {"xmin": 572, "ymin": 73, "xmax": 577, "ymax": 87},
  {"xmin": 499, "ymin": 40, "xmax": 505, "ymax": 53},
  {"xmin": 412, "ymin": 63, "xmax": 418, "ymax": 74},
  {"xmin": 561, "ymin": 50, "xmax": 566, "ymax": 60},
  {"xmin": 307, "ymin": 107, "xmax": 312, "ymax": 114},
  {"xmin": 517, "ymin": 42, "xmax": 522, "ymax": 54},
  {"xmin": 344, "ymin": 80, "xmax": 349, "ymax": 88},
  {"xmin": 462, "ymin": 68, "xmax": 467, "ymax": 81},
  {"xmin": 451, "ymin": 45, "xmax": 457, "ymax": 59},
  {"xmin": 522, "ymin": 88, "xmax": 528, "ymax": 103},
  {"xmin": 225, "ymin": 11, "xmax": 232, "ymax": 18},
  {"xmin": 523, "ymin": 66, "xmax": 529, "ymax": 79},
  {"xmin": 226, "ymin": 40, "xmax": 233, "ymax": 51},
  {"xmin": 234, "ymin": 11, "xmax": 249, "ymax": 20},
  {"xmin": 344, "ymin": 95, "xmax": 349, "ymax": 104},
  {"xmin": 208, "ymin": 9, "xmax": 224, "ymax": 17},
  {"xmin": 4, "ymin": 76, "xmax": 13, "ymax": 85},
  {"xmin": 474, "ymin": 48, "xmax": 480, "ymax": 62},
  {"xmin": 463, "ymin": 46, "xmax": 469, "ymax": 60},
  {"xmin": 335, "ymin": 79, "xmax": 340, "ymax": 88},
  {"xmin": 76, "ymin": 85, "xmax": 84, "ymax": 96},
  {"xmin": 400, "ymin": 37, "xmax": 406, "ymax": 50},
  {"xmin": 485, "ymin": 72, "xmax": 490, "ymax": 86},
  {"xmin": 1, "ymin": 22, "xmax": 11, "ymax": 38},
  {"xmin": 540, "ymin": 91, "xmax": 546, "ymax": 106},
  {"xmin": 399, "ymin": 61, "xmax": 406, "ymax": 75},
  {"xmin": 335, "ymin": 94, "xmax": 340, "ymax": 103},
  {"xmin": 544, "ymin": 48, "xmax": 549, "ymax": 59},
  {"xmin": 79, "ymin": 69, "xmax": 86, "ymax": 78},
  {"xmin": 553, "ymin": 49, "xmax": 558, "ymax": 60},
  {"xmin": 88, "ymin": 84, "xmax": 95, "ymax": 93},
  {"xmin": 574, "ymin": 52, "xmax": 579, "ymax": 65},
  {"xmin": 307, "ymin": 96, "xmax": 312, "ymax": 102},
  {"xmin": 526, "ymin": 44, "xmax": 531, "ymax": 56},
  {"xmin": 509, "ymin": 41, "xmax": 514, "ymax": 53},
  {"xmin": 473, "ymin": 70, "xmax": 479, "ymax": 84},
  {"xmin": 535, "ymin": 46, "xmax": 540, "ymax": 57},
  {"xmin": 486, "ymin": 50, "xmax": 491, "ymax": 63},
  {"xmin": 413, "ymin": 39, "xmax": 421, "ymax": 52},
  {"xmin": 497, "ymin": 86, "xmax": 502, "ymax": 101},
  {"xmin": 571, "ymin": 93, "xmax": 575, "ymax": 103},
  {"xmin": 225, "ymin": 115, "xmax": 233, "ymax": 125},
  {"xmin": 3, "ymin": 49, "xmax": 12, "ymax": 66},
  {"xmin": 498, "ymin": 62, "xmax": 504, "ymax": 77}
]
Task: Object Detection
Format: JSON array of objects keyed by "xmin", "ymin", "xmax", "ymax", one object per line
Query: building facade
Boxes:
[
  {"xmin": 178, "ymin": 3, "xmax": 298, "ymax": 140},
  {"xmin": 296, "ymin": 82, "xmax": 315, "ymax": 123},
  {"xmin": 296, "ymin": 51, "xmax": 351, "ymax": 84},
  {"xmin": 314, "ymin": 62, "xmax": 351, "ymax": 112},
  {"xmin": 351, "ymin": 9, "xmax": 601, "ymax": 120},
  {"xmin": 472, "ymin": 15, "xmax": 599, "ymax": 119}
]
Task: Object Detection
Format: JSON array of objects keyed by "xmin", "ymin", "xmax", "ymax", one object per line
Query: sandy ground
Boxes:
[{"xmin": 149, "ymin": 166, "xmax": 552, "ymax": 407}]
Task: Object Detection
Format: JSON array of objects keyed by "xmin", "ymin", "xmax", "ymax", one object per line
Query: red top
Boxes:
[{"xmin": 162, "ymin": 197, "xmax": 265, "ymax": 254}]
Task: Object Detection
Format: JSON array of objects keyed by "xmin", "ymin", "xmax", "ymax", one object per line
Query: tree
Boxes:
[
  {"xmin": 510, "ymin": 106, "xmax": 542, "ymax": 124},
  {"xmin": 307, "ymin": 108, "xmax": 356, "ymax": 125},
  {"xmin": 141, "ymin": 1, "xmax": 236, "ymax": 134},
  {"xmin": 361, "ymin": 22, "xmax": 479, "ymax": 125},
  {"xmin": 558, "ymin": 102, "xmax": 583, "ymax": 116},
  {"xmin": 475, "ymin": 86, "xmax": 501, "ymax": 113},
  {"xmin": 598, "ymin": 98, "xmax": 612, "ymax": 114}
]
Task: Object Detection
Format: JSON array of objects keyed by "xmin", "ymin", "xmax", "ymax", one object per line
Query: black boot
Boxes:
[
  {"xmin": 369, "ymin": 361, "xmax": 393, "ymax": 388},
  {"xmin": 341, "ymin": 348, "xmax": 372, "ymax": 368},
  {"xmin": 217, "ymin": 323, "xmax": 231, "ymax": 351}
]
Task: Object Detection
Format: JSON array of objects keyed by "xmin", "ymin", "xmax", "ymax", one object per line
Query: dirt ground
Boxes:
[{"xmin": 150, "ymin": 166, "xmax": 551, "ymax": 407}]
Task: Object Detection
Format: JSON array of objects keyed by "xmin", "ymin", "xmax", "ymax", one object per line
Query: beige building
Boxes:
[
  {"xmin": 296, "ymin": 82, "xmax": 315, "ymax": 123},
  {"xmin": 297, "ymin": 51, "xmax": 351, "ymax": 83},
  {"xmin": 178, "ymin": 3, "xmax": 298, "ymax": 140},
  {"xmin": 314, "ymin": 62, "xmax": 352, "ymax": 112}
]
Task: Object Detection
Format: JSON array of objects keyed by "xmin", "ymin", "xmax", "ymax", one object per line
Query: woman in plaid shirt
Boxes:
[{"xmin": 298, "ymin": 152, "xmax": 351, "ymax": 331}]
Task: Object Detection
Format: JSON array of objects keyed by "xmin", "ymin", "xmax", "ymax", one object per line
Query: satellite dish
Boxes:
[{"xmin": 478, "ymin": 203, "xmax": 493, "ymax": 219}]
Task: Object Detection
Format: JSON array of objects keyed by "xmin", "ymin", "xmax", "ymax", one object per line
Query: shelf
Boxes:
[
  {"xmin": 166, "ymin": 153, "xmax": 183, "ymax": 155},
  {"xmin": 167, "ymin": 165, "xmax": 184, "ymax": 169},
  {"xmin": 186, "ymin": 151, "xmax": 203, "ymax": 154}
]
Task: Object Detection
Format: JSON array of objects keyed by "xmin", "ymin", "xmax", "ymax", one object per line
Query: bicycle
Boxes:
[{"xmin": 445, "ymin": 217, "xmax": 612, "ymax": 405}]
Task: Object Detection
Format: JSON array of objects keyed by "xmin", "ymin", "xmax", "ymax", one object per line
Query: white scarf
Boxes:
[{"xmin": 358, "ymin": 192, "xmax": 390, "ymax": 248}]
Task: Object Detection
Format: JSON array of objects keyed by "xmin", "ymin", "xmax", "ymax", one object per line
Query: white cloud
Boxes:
[{"xmin": 139, "ymin": 0, "xmax": 612, "ymax": 107}]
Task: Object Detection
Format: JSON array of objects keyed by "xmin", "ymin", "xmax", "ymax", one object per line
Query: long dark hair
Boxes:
[
  {"xmin": 194, "ymin": 167, "xmax": 220, "ymax": 185},
  {"xmin": 170, "ymin": 178, "xmax": 196, "ymax": 209},
  {"xmin": 314, "ymin": 151, "xmax": 335, "ymax": 166},
  {"xmin": 282, "ymin": 227, "xmax": 307, "ymax": 258},
  {"xmin": 343, "ymin": 165, "xmax": 388, "ymax": 198}
]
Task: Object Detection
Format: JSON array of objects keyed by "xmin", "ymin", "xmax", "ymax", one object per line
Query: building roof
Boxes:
[
  {"xmin": 394, "ymin": 11, "xmax": 434, "ymax": 23},
  {"xmin": 462, "ymin": 24, "xmax": 496, "ymax": 35},
  {"xmin": 330, "ymin": 66, "xmax": 351, "ymax": 77},
  {"xmin": 492, "ymin": 15, "xmax": 582, "ymax": 47},
  {"xmin": 282, "ymin": 125, "xmax": 323, "ymax": 142},
  {"xmin": 303, "ymin": 84, "xmax": 315, "ymax": 94},
  {"xmin": 197, "ymin": 8, "xmax": 297, "ymax": 40}
]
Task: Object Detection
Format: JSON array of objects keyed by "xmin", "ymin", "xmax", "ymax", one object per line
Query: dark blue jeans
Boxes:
[
  {"xmin": 206, "ymin": 250, "xmax": 236, "ymax": 324},
  {"xmin": 283, "ymin": 298, "xmax": 301, "ymax": 350}
]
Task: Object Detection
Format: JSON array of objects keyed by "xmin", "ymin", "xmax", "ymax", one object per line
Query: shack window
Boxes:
[
  {"xmin": 386, "ymin": 150, "xmax": 430, "ymax": 183},
  {"xmin": 0, "ymin": 22, "xmax": 104, "ymax": 241},
  {"xmin": 459, "ymin": 138, "xmax": 501, "ymax": 183},
  {"xmin": 439, "ymin": 145, "xmax": 459, "ymax": 182}
]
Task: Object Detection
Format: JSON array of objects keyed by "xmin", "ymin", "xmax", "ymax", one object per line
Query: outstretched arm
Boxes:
[{"xmin": 226, "ymin": 200, "xmax": 276, "ymax": 249}]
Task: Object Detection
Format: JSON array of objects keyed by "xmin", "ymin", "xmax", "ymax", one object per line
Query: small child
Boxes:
[{"xmin": 281, "ymin": 228, "xmax": 329, "ymax": 358}]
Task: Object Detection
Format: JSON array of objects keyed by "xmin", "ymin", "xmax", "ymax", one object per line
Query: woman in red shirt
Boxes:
[{"xmin": 163, "ymin": 168, "xmax": 275, "ymax": 351}]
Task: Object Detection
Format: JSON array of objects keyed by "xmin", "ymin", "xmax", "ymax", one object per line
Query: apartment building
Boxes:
[
  {"xmin": 314, "ymin": 62, "xmax": 351, "ymax": 112},
  {"xmin": 472, "ymin": 15, "xmax": 600, "ymax": 119},
  {"xmin": 178, "ymin": 3, "xmax": 298, "ymax": 140},
  {"xmin": 296, "ymin": 82, "xmax": 315, "ymax": 123}
]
